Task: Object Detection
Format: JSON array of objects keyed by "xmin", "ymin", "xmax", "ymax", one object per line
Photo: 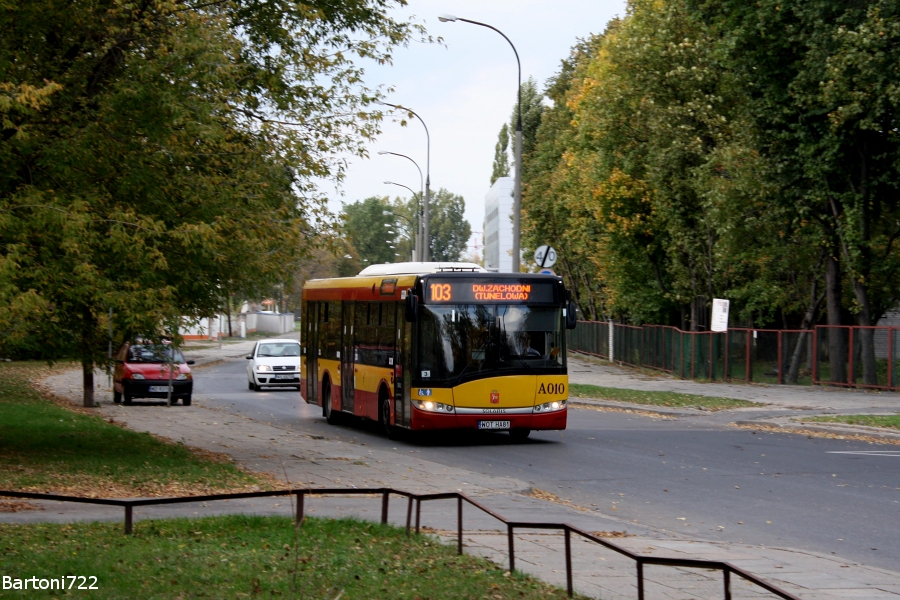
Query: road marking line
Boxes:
[{"xmin": 826, "ymin": 451, "xmax": 900, "ymax": 456}]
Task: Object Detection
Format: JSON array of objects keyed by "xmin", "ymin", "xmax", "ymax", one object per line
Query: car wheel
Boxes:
[
  {"xmin": 123, "ymin": 392, "xmax": 133, "ymax": 406},
  {"xmin": 323, "ymin": 379, "xmax": 340, "ymax": 425},
  {"xmin": 509, "ymin": 429, "xmax": 531, "ymax": 441},
  {"xmin": 248, "ymin": 380, "xmax": 254, "ymax": 391},
  {"xmin": 113, "ymin": 390, "xmax": 122, "ymax": 404},
  {"xmin": 182, "ymin": 395, "xmax": 192, "ymax": 406}
]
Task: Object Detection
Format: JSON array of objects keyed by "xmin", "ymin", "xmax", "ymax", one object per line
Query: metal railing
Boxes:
[
  {"xmin": 1, "ymin": 487, "xmax": 800, "ymax": 600},
  {"xmin": 571, "ymin": 321, "xmax": 900, "ymax": 391}
]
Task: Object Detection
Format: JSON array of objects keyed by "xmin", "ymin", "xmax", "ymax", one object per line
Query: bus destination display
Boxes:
[{"xmin": 425, "ymin": 280, "xmax": 557, "ymax": 304}]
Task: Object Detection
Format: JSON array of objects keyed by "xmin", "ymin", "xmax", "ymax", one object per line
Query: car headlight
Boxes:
[
  {"xmin": 256, "ymin": 365, "xmax": 271, "ymax": 372},
  {"xmin": 131, "ymin": 373, "xmax": 145, "ymax": 380},
  {"xmin": 414, "ymin": 400, "xmax": 454, "ymax": 413},
  {"xmin": 533, "ymin": 400, "xmax": 566, "ymax": 413},
  {"xmin": 176, "ymin": 373, "xmax": 190, "ymax": 381}
]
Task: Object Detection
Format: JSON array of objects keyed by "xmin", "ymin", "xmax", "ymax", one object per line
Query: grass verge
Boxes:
[
  {"xmin": 800, "ymin": 414, "xmax": 900, "ymax": 431},
  {"xmin": 0, "ymin": 515, "xmax": 582, "ymax": 599},
  {"xmin": 0, "ymin": 361, "xmax": 273, "ymax": 497},
  {"xmin": 568, "ymin": 383, "xmax": 762, "ymax": 411}
]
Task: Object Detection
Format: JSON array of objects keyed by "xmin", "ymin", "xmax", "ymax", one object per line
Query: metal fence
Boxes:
[
  {"xmin": 571, "ymin": 322, "xmax": 900, "ymax": 390},
  {"xmin": 1, "ymin": 487, "xmax": 799, "ymax": 600}
]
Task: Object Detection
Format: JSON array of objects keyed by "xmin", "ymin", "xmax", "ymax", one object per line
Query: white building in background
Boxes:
[{"xmin": 484, "ymin": 176, "xmax": 515, "ymax": 272}]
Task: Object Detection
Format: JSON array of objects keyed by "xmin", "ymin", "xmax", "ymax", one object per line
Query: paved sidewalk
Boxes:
[{"xmin": 5, "ymin": 361, "xmax": 898, "ymax": 599}]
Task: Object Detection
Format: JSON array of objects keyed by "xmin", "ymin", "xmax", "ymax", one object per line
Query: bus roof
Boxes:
[
  {"xmin": 301, "ymin": 263, "xmax": 558, "ymax": 303},
  {"xmin": 357, "ymin": 262, "xmax": 486, "ymax": 276}
]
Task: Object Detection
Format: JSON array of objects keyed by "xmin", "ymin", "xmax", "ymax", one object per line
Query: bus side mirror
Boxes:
[
  {"xmin": 565, "ymin": 301, "xmax": 577, "ymax": 330},
  {"xmin": 405, "ymin": 293, "xmax": 419, "ymax": 322}
]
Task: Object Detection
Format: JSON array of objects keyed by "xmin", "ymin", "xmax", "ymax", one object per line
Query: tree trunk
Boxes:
[
  {"xmin": 851, "ymin": 278, "xmax": 878, "ymax": 385},
  {"xmin": 786, "ymin": 281, "xmax": 824, "ymax": 384},
  {"xmin": 824, "ymin": 254, "xmax": 847, "ymax": 383},
  {"xmin": 226, "ymin": 295, "xmax": 233, "ymax": 338},
  {"xmin": 81, "ymin": 307, "xmax": 95, "ymax": 407}
]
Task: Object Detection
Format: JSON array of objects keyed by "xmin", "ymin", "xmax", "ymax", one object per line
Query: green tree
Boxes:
[
  {"xmin": 342, "ymin": 197, "xmax": 397, "ymax": 266},
  {"xmin": 490, "ymin": 123, "xmax": 510, "ymax": 184},
  {"xmin": 701, "ymin": 0, "xmax": 900, "ymax": 383},
  {"xmin": 426, "ymin": 189, "xmax": 472, "ymax": 262},
  {"xmin": 510, "ymin": 77, "xmax": 546, "ymax": 172},
  {"xmin": 0, "ymin": 0, "xmax": 419, "ymax": 405}
]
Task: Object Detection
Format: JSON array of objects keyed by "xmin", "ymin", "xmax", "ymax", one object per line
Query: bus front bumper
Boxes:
[{"xmin": 410, "ymin": 405, "xmax": 567, "ymax": 431}]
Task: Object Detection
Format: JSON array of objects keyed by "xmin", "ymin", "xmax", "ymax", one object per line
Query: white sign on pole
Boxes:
[
  {"xmin": 711, "ymin": 298, "xmax": 730, "ymax": 332},
  {"xmin": 533, "ymin": 245, "xmax": 557, "ymax": 269}
]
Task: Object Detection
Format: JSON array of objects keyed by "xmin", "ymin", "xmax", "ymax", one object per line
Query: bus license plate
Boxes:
[
  {"xmin": 478, "ymin": 421, "xmax": 510, "ymax": 430},
  {"xmin": 274, "ymin": 374, "xmax": 294, "ymax": 380},
  {"xmin": 149, "ymin": 386, "xmax": 172, "ymax": 393}
]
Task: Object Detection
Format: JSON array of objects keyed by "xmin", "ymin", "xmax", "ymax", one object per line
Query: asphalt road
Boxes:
[{"xmin": 196, "ymin": 358, "xmax": 900, "ymax": 572}]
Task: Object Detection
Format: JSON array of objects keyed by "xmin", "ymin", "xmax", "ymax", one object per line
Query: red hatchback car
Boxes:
[{"xmin": 113, "ymin": 342, "xmax": 195, "ymax": 405}]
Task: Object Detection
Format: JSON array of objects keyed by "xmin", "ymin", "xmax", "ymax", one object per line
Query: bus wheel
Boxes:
[
  {"xmin": 323, "ymin": 379, "xmax": 340, "ymax": 425},
  {"xmin": 509, "ymin": 429, "xmax": 531, "ymax": 441},
  {"xmin": 380, "ymin": 390, "xmax": 400, "ymax": 440}
]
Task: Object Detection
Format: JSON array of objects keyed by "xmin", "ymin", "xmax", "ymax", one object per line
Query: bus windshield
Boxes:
[{"xmin": 416, "ymin": 304, "xmax": 564, "ymax": 383}]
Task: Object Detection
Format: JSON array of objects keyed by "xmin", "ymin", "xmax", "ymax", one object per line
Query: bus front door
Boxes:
[{"xmin": 341, "ymin": 301, "xmax": 355, "ymax": 413}]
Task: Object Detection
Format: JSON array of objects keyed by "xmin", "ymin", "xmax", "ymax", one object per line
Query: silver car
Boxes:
[{"xmin": 246, "ymin": 339, "xmax": 301, "ymax": 391}]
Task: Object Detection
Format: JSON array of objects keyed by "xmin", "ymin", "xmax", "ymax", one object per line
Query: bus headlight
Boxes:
[
  {"xmin": 414, "ymin": 400, "xmax": 454, "ymax": 413},
  {"xmin": 533, "ymin": 400, "xmax": 566, "ymax": 413}
]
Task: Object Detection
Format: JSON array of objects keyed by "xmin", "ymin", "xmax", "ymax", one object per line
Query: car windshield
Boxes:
[
  {"xmin": 127, "ymin": 344, "xmax": 185, "ymax": 364},
  {"xmin": 416, "ymin": 304, "xmax": 564, "ymax": 383},
  {"xmin": 257, "ymin": 342, "xmax": 300, "ymax": 357}
]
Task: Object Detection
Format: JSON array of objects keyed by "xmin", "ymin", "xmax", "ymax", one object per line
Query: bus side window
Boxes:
[
  {"xmin": 378, "ymin": 302, "xmax": 396, "ymax": 366},
  {"xmin": 353, "ymin": 302, "xmax": 367, "ymax": 364}
]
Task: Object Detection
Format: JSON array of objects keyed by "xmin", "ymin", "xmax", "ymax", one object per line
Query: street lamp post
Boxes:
[
  {"xmin": 378, "ymin": 101, "xmax": 431, "ymax": 262},
  {"xmin": 438, "ymin": 14, "xmax": 522, "ymax": 273},
  {"xmin": 384, "ymin": 182, "xmax": 419, "ymax": 262},
  {"xmin": 378, "ymin": 151, "xmax": 424, "ymax": 261}
]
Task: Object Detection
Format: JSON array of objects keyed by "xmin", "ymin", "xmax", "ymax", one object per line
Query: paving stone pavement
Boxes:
[{"xmin": 6, "ymin": 344, "xmax": 900, "ymax": 599}]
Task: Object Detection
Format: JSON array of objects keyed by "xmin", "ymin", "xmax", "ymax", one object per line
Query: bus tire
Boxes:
[
  {"xmin": 323, "ymin": 378, "xmax": 340, "ymax": 425},
  {"xmin": 379, "ymin": 388, "xmax": 400, "ymax": 440},
  {"xmin": 509, "ymin": 429, "xmax": 531, "ymax": 441},
  {"xmin": 123, "ymin": 392, "xmax": 133, "ymax": 406},
  {"xmin": 113, "ymin": 390, "xmax": 122, "ymax": 404}
]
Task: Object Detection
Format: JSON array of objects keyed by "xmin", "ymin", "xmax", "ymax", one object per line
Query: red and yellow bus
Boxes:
[{"xmin": 300, "ymin": 263, "xmax": 577, "ymax": 439}]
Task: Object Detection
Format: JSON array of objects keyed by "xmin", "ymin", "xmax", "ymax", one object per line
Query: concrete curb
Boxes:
[
  {"xmin": 569, "ymin": 398, "xmax": 701, "ymax": 418},
  {"xmin": 734, "ymin": 419, "xmax": 900, "ymax": 443}
]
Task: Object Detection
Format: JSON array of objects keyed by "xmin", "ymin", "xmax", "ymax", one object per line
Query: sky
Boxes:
[{"xmin": 325, "ymin": 0, "xmax": 627, "ymax": 257}]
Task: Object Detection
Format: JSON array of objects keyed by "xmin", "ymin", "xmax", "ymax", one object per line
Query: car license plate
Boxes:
[
  {"xmin": 148, "ymin": 385, "xmax": 172, "ymax": 393},
  {"xmin": 274, "ymin": 374, "xmax": 294, "ymax": 380},
  {"xmin": 478, "ymin": 420, "xmax": 510, "ymax": 430}
]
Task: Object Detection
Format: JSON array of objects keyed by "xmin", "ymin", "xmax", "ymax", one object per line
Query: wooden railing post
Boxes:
[
  {"xmin": 296, "ymin": 491, "xmax": 305, "ymax": 526},
  {"xmin": 724, "ymin": 568, "xmax": 732, "ymax": 600},
  {"xmin": 564, "ymin": 527, "xmax": 573, "ymax": 598},
  {"xmin": 637, "ymin": 560, "xmax": 645, "ymax": 600},
  {"xmin": 381, "ymin": 491, "xmax": 389, "ymax": 524},
  {"xmin": 124, "ymin": 505, "xmax": 133, "ymax": 535},
  {"xmin": 405, "ymin": 496, "xmax": 413, "ymax": 535},
  {"xmin": 415, "ymin": 499, "xmax": 421, "ymax": 534},
  {"xmin": 457, "ymin": 496, "xmax": 463, "ymax": 555},
  {"xmin": 507, "ymin": 524, "xmax": 515, "ymax": 572}
]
